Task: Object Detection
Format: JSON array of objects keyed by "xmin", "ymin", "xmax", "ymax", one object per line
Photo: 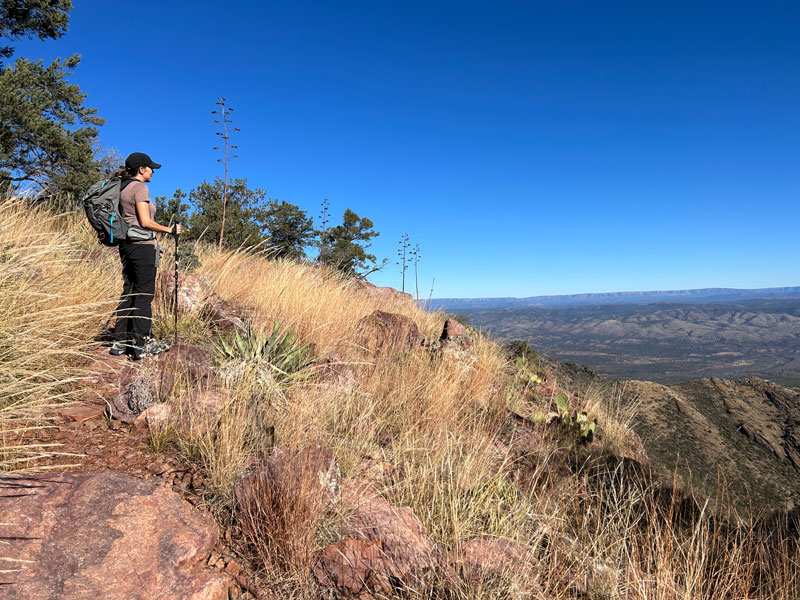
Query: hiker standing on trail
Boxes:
[{"xmin": 109, "ymin": 152, "xmax": 181, "ymax": 360}]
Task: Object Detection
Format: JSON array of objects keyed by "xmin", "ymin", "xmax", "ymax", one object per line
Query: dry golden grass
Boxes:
[
  {"xmin": 1, "ymin": 196, "xmax": 797, "ymax": 598},
  {"xmin": 0, "ymin": 198, "xmax": 121, "ymax": 471}
]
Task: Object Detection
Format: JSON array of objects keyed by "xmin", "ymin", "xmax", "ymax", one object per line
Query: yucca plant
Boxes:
[{"xmin": 213, "ymin": 320, "xmax": 315, "ymax": 387}]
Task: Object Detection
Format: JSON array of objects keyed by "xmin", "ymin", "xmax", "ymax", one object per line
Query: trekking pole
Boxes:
[{"xmin": 173, "ymin": 223, "xmax": 180, "ymax": 346}]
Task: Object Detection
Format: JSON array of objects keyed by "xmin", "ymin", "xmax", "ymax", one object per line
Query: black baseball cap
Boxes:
[{"xmin": 125, "ymin": 152, "xmax": 162, "ymax": 171}]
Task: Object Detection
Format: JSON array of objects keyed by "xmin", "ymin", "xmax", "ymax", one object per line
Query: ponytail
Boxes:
[{"xmin": 111, "ymin": 166, "xmax": 136, "ymax": 180}]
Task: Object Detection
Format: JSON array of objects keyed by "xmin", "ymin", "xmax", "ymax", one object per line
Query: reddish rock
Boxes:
[
  {"xmin": 156, "ymin": 342, "xmax": 218, "ymax": 395},
  {"xmin": 622, "ymin": 429, "xmax": 650, "ymax": 466},
  {"xmin": 345, "ymin": 494, "xmax": 438, "ymax": 587},
  {"xmin": 355, "ymin": 311, "xmax": 425, "ymax": 357},
  {"xmin": 431, "ymin": 318, "xmax": 477, "ymax": 372},
  {"xmin": 224, "ymin": 560, "xmax": 242, "ymax": 577},
  {"xmin": 133, "ymin": 388, "xmax": 229, "ymax": 435},
  {"xmin": 205, "ymin": 298, "xmax": 248, "ymax": 333},
  {"xmin": 315, "ymin": 352, "xmax": 358, "ymax": 388},
  {"xmin": 350, "ymin": 279, "xmax": 413, "ymax": 306},
  {"xmin": 312, "ymin": 539, "xmax": 390, "ymax": 594},
  {"xmin": 133, "ymin": 401, "xmax": 172, "ymax": 431},
  {"xmin": 0, "ymin": 472, "xmax": 228, "ymax": 599},
  {"xmin": 439, "ymin": 318, "xmax": 472, "ymax": 350},
  {"xmin": 109, "ymin": 374, "xmax": 157, "ymax": 422},
  {"xmin": 58, "ymin": 403, "xmax": 105, "ymax": 423},
  {"xmin": 109, "ymin": 343, "xmax": 224, "ymax": 424},
  {"xmin": 159, "ymin": 270, "xmax": 247, "ymax": 333}
]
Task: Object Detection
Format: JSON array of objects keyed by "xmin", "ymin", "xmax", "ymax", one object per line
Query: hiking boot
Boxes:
[
  {"xmin": 130, "ymin": 338, "xmax": 171, "ymax": 361},
  {"xmin": 109, "ymin": 342, "xmax": 128, "ymax": 356}
]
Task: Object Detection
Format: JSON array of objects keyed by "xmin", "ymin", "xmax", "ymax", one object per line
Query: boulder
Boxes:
[
  {"xmin": 350, "ymin": 279, "xmax": 413, "ymax": 306},
  {"xmin": 109, "ymin": 372, "xmax": 157, "ymax": 422},
  {"xmin": 160, "ymin": 271, "xmax": 215, "ymax": 315},
  {"xmin": 133, "ymin": 388, "xmax": 230, "ymax": 435},
  {"xmin": 314, "ymin": 352, "xmax": 358, "ymax": 388},
  {"xmin": 110, "ymin": 344, "xmax": 223, "ymax": 424},
  {"xmin": 430, "ymin": 318, "xmax": 477, "ymax": 373},
  {"xmin": 439, "ymin": 318, "xmax": 473, "ymax": 351},
  {"xmin": 345, "ymin": 494, "xmax": 438, "ymax": 587},
  {"xmin": 355, "ymin": 311, "xmax": 425, "ymax": 357},
  {"xmin": 204, "ymin": 298, "xmax": 248, "ymax": 333},
  {"xmin": 0, "ymin": 472, "xmax": 228, "ymax": 600},
  {"xmin": 155, "ymin": 342, "xmax": 219, "ymax": 397},
  {"xmin": 159, "ymin": 270, "xmax": 247, "ymax": 333}
]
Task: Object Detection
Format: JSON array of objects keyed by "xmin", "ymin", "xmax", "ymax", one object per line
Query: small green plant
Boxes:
[
  {"xmin": 554, "ymin": 391, "xmax": 598, "ymax": 444},
  {"xmin": 213, "ymin": 320, "xmax": 315, "ymax": 386}
]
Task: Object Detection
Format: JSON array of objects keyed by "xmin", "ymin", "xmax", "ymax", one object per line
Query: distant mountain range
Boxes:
[
  {"xmin": 453, "ymin": 298, "xmax": 800, "ymax": 387},
  {"xmin": 428, "ymin": 286, "xmax": 800, "ymax": 311}
]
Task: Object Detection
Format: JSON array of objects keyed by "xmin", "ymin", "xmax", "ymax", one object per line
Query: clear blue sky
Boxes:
[{"xmin": 14, "ymin": 1, "xmax": 800, "ymax": 298}]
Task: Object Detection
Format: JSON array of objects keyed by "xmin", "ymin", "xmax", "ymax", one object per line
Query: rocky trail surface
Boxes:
[{"xmin": 0, "ymin": 346, "xmax": 253, "ymax": 600}]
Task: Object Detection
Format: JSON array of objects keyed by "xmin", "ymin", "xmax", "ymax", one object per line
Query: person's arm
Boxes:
[{"xmin": 135, "ymin": 201, "xmax": 182, "ymax": 235}]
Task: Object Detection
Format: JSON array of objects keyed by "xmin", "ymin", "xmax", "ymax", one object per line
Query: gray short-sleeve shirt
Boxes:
[{"xmin": 119, "ymin": 180, "xmax": 156, "ymax": 247}]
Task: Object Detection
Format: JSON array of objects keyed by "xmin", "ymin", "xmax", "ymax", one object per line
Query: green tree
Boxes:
[
  {"xmin": 0, "ymin": 1, "xmax": 104, "ymax": 197},
  {"xmin": 185, "ymin": 177, "xmax": 268, "ymax": 248},
  {"xmin": 318, "ymin": 208, "xmax": 385, "ymax": 277},
  {"xmin": 263, "ymin": 199, "xmax": 315, "ymax": 260},
  {"xmin": 155, "ymin": 188, "xmax": 191, "ymax": 225},
  {"xmin": 0, "ymin": 0, "xmax": 72, "ymax": 66}
]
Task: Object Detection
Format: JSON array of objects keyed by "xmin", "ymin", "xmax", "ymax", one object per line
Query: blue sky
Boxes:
[{"xmin": 13, "ymin": 1, "xmax": 800, "ymax": 298}]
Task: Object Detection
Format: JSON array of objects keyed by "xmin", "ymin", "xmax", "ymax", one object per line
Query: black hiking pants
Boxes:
[{"xmin": 113, "ymin": 242, "xmax": 157, "ymax": 344}]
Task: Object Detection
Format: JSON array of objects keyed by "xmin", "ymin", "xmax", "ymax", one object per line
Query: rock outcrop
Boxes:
[
  {"xmin": 355, "ymin": 310, "xmax": 425, "ymax": 357},
  {"xmin": 106, "ymin": 343, "xmax": 227, "ymax": 425},
  {"xmin": 450, "ymin": 537, "xmax": 542, "ymax": 594},
  {"xmin": 0, "ymin": 472, "xmax": 228, "ymax": 600}
]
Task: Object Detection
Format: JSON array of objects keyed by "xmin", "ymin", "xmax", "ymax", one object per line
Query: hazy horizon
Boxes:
[{"xmin": 431, "ymin": 284, "xmax": 800, "ymax": 302}]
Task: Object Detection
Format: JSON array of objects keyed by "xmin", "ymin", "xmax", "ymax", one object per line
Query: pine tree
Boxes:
[
  {"xmin": 154, "ymin": 189, "xmax": 191, "ymax": 225},
  {"xmin": 263, "ymin": 199, "xmax": 315, "ymax": 260},
  {"xmin": 0, "ymin": 0, "xmax": 72, "ymax": 66},
  {"xmin": 318, "ymin": 208, "xmax": 385, "ymax": 277},
  {"xmin": 0, "ymin": 1, "xmax": 104, "ymax": 197},
  {"xmin": 185, "ymin": 178, "xmax": 268, "ymax": 248},
  {"xmin": 0, "ymin": 56, "xmax": 103, "ymax": 197}
]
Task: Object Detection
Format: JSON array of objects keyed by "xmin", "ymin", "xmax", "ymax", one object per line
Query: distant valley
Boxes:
[{"xmin": 446, "ymin": 297, "xmax": 800, "ymax": 388}]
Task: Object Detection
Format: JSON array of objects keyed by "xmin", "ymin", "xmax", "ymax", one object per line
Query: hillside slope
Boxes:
[
  {"xmin": 622, "ymin": 376, "xmax": 800, "ymax": 511},
  {"xmin": 538, "ymin": 357, "xmax": 800, "ymax": 511}
]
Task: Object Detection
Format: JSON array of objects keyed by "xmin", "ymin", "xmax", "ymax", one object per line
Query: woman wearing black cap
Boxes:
[{"xmin": 109, "ymin": 152, "xmax": 182, "ymax": 360}]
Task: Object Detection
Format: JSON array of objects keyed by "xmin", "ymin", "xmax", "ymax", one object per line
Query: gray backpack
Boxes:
[{"xmin": 80, "ymin": 178, "xmax": 154, "ymax": 246}]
